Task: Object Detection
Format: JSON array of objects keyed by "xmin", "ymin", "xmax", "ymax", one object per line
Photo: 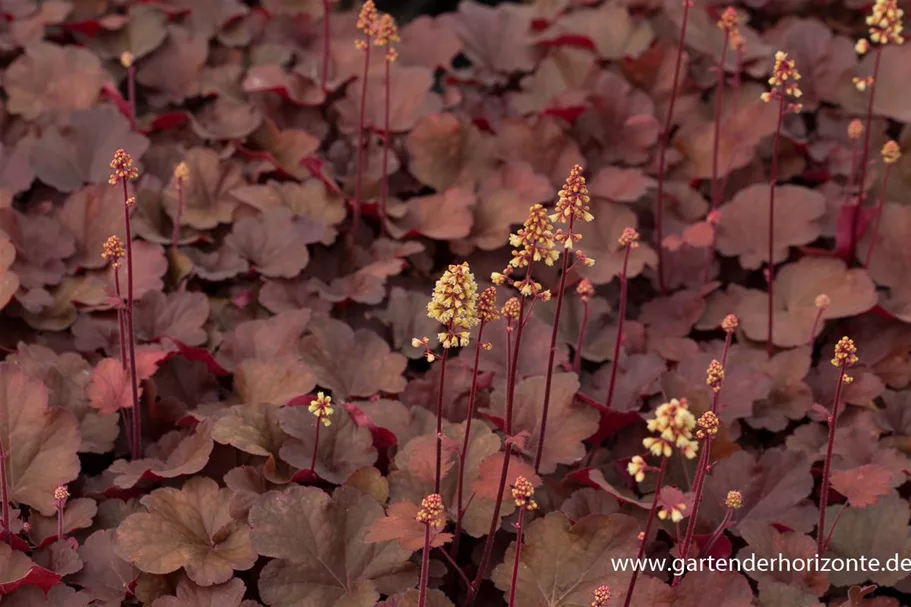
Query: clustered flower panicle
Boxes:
[
  {"xmin": 882, "ymin": 140, "xmax": 902, "ymax": 164},
  {"xmin": 721, "ymin": 313, "xmax": 738, "ymax": 333},
  {"xmin": 308, "ymin": 392, "xmax": 334, "ymax": 426},
  {"xmin": 355, "ymin": 0, "xmax": 378, "ymax": 48},
  {"xmin": 374, "ymin": 14, "xmax": 400, "ymax": 61},
  {"xmin": 120, "ymin": 51, "xmax": 134, "ymax": 68},
  {"xmin": 706, "ymin": 360, "xmax": 724, "ymax": 393},
  {"xmin": 627, "ymin": 455, "xmax": 646, "ymax": 483},
  {"xmin": 576, "ymin": 278, "xmax": 595, "ymax": 303},
  {"xmin": 643, "ymin": 398, "xmax": 699, "ymax": 459},
  {"xmin": 696, "ymin": 411, "xmax": 720, "ymax": 439},
  {"xmin": 591, "ymin": 584, "xmax": 611, "ymax": 607},
  {"xmin": 551, "ymin": 165, "xmax": 594, "ymax": 248},
  {"xmin": 416, "ymin": 493, "xmax": 445, "ymax": 529},
  {"xmin": 478, "ymin": 286, "xmax": 500, "ymax": 323},
  {"xmin": 618, "ymin": 227, "xmax": 640, "ymax": 249},
  {"xmin": 832, "ymin": 337, "xmax": 859, "ymax": 368},
  {"xmin": 427, "ymin": 262, "xmax": 479, "ymax": 348},
  {"xmin": 760, "ymin": 51, "xmax": 803, "ymax": 113},
  {"xmin": 717, "ymin": 7, "xmax": 744, "ymax": 50},
  {"xmin": 54, "ymin": 485, "xmax": 69, "ymax": 507},
  {"xmin": 102, "ymin": 235, "xmax": 125, "ymax": 268},
  {"xmin": 109, "ymin": 148, "xmax": 139, "ymax": 185},
  {"xmin": 848, "ymin": 119, "xmax": 864, "ymax": 140},
  {"xmin": 511, "ymin": 476, "xmax": 538, "ymax": 511},
  {"xmin": 815, "ymin": 294, "xmax": 830, "ymax": 309},
  {"xmin": 724, "ymin": 490, "xmax": 743, "ymax": 510},
  {"xmin": 491, "ymin": 204, "xmax": 558, "ymax": 299},
  {"xmin": 501, "ymin": 297, "xmax": 520, "ymax": 321},
  {"xmin": 862, "ymin": 0, "xmax": 904, "ymax": 48}
]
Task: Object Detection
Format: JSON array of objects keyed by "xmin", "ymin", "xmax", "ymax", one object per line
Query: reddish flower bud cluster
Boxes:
[{"xmin": 109, "ymin": 148, "xmax": 139, "ymax": 185}]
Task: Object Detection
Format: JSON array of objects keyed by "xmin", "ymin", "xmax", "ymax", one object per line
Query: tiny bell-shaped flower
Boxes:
[
  {"xmin": 721, "ymin": 313, "xmax": 739, "ymax": 333},
  {"xmin": 627, "ymin": 455, "xmax": 646, "ymax": 483},
  {"xmin": 427, "ymin": 262, "xmax": 480, "ymax": 348},
  {"xmin": 102, "ymin": 235, "xmax": 125, "ymax": 269},
  {"xmin": 882, "ymin": 140, "xmax": 902, "ymax": 164},
  {"xmin": 477, "ymin": 286, "xmax": 500, "ymax": 323},
  {"xmin": 696, "ymin": 411, "xmax": 720, "ymax": 440},
  {"xmin": 618, "ymin": 227, "xmax": 640, "ymax": 249},
  {"xmin": 416, "ymin": 493, "xmax": 445, "ymax": 529},
  {"xmin": 831, "ymin": 336, "xmax": 859, "ymax": 368},
  {"xmin": 657, "ymin": 501, "xmax": 687, "ymax": 523}
]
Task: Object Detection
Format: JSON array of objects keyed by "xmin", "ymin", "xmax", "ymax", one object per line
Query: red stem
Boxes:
[
  {"xmin": 418, "ymin": 523, "xmax": 432, "ymax": 607},
  {"xmin": 379, "ymin": 57, "xmax": 391, "ymax": 237},
  {"xmin": 654, "ymin": 0, "xmax": 692, "ymax": 295},
  {"xmin": 717, "ymin": 46, "xmax": 744, "ymax": 198},
  {"xmin": 0, "ymin": 440, "xmax": 8, "ymax": 546},
  {"xmin": 702, "ymin": 32, "xmax": 730, "ymax": 285},
  {"xmin": 535, "ymin": 220, "xmax": 574, "ymax": 473},
  {"xmin": 817, "ymin": 361, "xmax": 848, "ymax": 554},
  {"xmin": 434, "ymin": 347, "xmax": 450, "ymax": 495},
  {"xmin": 849, "ymin": 46, "xmax": 882, "ymax": 260},
  {"xmin": 171, "ymin": 178, "xmax": 183, "ymax": 250},
  {"xmin": 862, "ymin": 162, "xmax": 893, "ymax": 268},
  {"xmin": 321, "ymin": 0, "xmax": 331, "ymax": 93},
  {"xmin": 808, "ymin": 307, "xmax": 825, "ymax": 347},
  {"xmin": 310, "ymin": 416, "xmax": 321, "ymax": 473},
  {"xmin": 122, "ymin": 181, "xmax": 141, "ymax": 459},
  {"xmin": 452, "ymin": 322, "xmax": 487, "ymax": 556},
  {"xmin": 622, "ymin": 456, "xmax": 668, "ymax": 607},
  {"xmin": 114, "ymin": 269, "xmax": 133, "ymax": 453},
  {"xmin": 470, "ymin": 295, "xmax": 527, "ymax": 603},
  {"xmin": 572, "ymin": 299, "xmax": 590, "ymax": 374},
  {"xmin": 348, "ymin": 36, "xmax": 371, "ymax": 250},
  {"xmin": 507, "ymin": 508, "xmax": 526, "ymax": 607},
  {"xmin": 603, "ymin": 243, "xmax": 633, "ymax": 412},
  {"xmin": 57, "ymin": 506, "xmax": 64, "ymax": 542},
  {"xmin": 698, "ymin": 507, "xmax": 733, "ymax": 558},
  {"xmin": 127, "ymin": 65, "xmax": 136, "ymax": 131},
  {"xmin": 766, "ymin": 93, "xmax": 786, "ymax": 359},
  {"xmin": 821, "ymin": 503, "xmax": 847, "ymax": 554},
  {"xmin": 672, "ymin": 438, "xmax": 711, "ymax": 587}
]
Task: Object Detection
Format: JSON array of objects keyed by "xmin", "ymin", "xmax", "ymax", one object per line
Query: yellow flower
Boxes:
[
  {"xmin": 308, "ymin": 392, "xmax": 334, "ymax": 426},
  {"xmin": 501, "ymin": 297, "xmax": 520, "ymax": 321},
  {"xmin": 696, "ymin": 411, "xmax": 720, "ymax": 440},
  {"xmin": 762, "ymin": 51, "xmax": 802, "ymax": 113},
  {"xmin": 478, "ymin": 286, "xmax": 500, "ymax": 323},
  {"xmin": 725, "ymin": 490, "xmax": 743, "ymax": 510},
  {"xmin": 618, "ymin": 227, "xmax": 640, "ymax": 248},
  {"xmin": 102, "ymin": 235, "xmax": 125, "ymax": 268},
  {"xmin": 721, "ymin": 313, "xmax": 738, "ymax": 333},
  {"xmin": 173, "ymin": 161, "xmax": 190, "ymax": 181},
  {"xmin": 576, "ymin": 278, "xmax": 595, "ymax": 302},
  {"xmin": 705, "ymin": 360, "xmax": 724, "ymax": 393},
  {"xmin": 658, "ymin": 501, "xmax": 687, "ymax": 523},
  {"xmin": 627, "ymin": 455, "xmax": 646, "ymax": 483},
  {"xmin": 831, "ymin": 336, "xmax": 858, "ymax": 367},
  {"xmin": 643, "ymin": 398, "xmax": 698, "ymax": 459}
]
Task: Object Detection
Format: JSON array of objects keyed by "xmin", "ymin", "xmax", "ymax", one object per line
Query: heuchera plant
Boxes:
[{"xmin": 0, "ymin": 0, "xmax": 911, "ymax": 605}]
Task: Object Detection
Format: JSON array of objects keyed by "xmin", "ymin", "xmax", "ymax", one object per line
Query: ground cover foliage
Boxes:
[{"xmin": 0, "ymin": 0, "xmax": 910, "ymax": 605}]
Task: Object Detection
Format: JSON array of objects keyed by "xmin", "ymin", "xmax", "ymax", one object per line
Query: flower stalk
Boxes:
[
  {"xmin": 308, "ymin": 393, "xmax": 333, "ymax": 473},
  {"xmin": 849, "ymin": 0, "xmax": 903, "ymax": 258},
  {"xmin": 102, "ymin": 235, "xmax": 132, "ymax": 451},
  {"xmin": 702, "ymin": 8, "xmax": 742, "ymax": 284},
  {"xmin": 507, "ymin": 477, "xmax": 537, "ymax": 607},
  {"xmin": 170, "ymin": 162, "xmax": 188, "ymax": 250},
  {"xmin": 760, "ymin": 51, "xmax": 803, "ymax": 358},
  {"xmin": 0, "ymin": 439, "xmax": 8, "ymax": 546},
  {"xmin": 602, "ymin": 228, "xmax": 639, "ymax": 413},
  {"xmin": 536, "ymin": 165, "xmax": 595, "ymax": 473},
  {"xmin": 416, "ymin": 494, "xmax": 445, "ymax": 607},
  {"xmin": 654, "ymin": 0, "xmax": 694, "ymax": 295},
  {"xmin": 375, "ymin": 16, "xmax": 399, "ymax": 236},
  {"xmin": 809, "ymin": 295, "xmax": 829, "ymax": 346},
  {"xmin": 473, "ymin": 205, "xmax": 557, "ymax": 602},
  {"xmin": 818, "ymin": 337, "xmax": 858, "ymax": 553},
  {"xmin": 348, "ymin": 0, "xmax": 378, "ymax": 250},
  {"xmin": 120, "ymin": 52, "xmax": 136, "ymax": 130},
  {"xmin": 54, "ymin": 486, "xmax": 69, "ymax": 542},
  {"xmin": 625, "ymin": 398, "xmax": 698, "ymax": 605},
  {"xmin": 862, "ymin": 141, "xmax": 901, "ymax": 268},
  {"xmin": 699, "ymin": 490, "xmax": 742, "ymax": 557},
  {"xmin": 453, "ymin": 288, "xmax": 499, "ymax": 555},
  {"xmin": 109, "ymin": 150, "xmax": 141, "ymax": 459},
  {"xmin": 572, "ymin": 279, "xmax": 594, "ymax": 373}
]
